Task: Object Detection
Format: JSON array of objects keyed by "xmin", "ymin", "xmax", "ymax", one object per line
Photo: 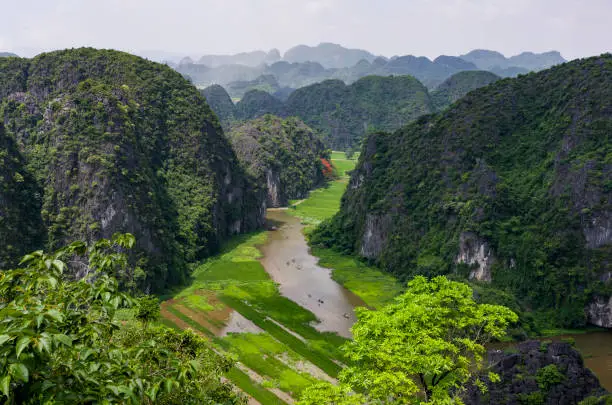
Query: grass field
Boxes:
[{"xmin": 161, "ymin": 230, "xmax": 345, "ymax": 403}]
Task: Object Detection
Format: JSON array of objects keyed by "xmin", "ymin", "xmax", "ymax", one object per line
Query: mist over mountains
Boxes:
[{"xmin": 168, "ymin": 43, "xmax": 566, "ymax": 93}]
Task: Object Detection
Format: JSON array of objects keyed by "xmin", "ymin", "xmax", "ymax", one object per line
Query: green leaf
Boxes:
[
  {"xmin": 164, "ymin": 378, "xmax": 176, "ymax": 394},
  {"xmin": 51, "ymin": 260, "xmax": 65, "ymax": 273},
  {"xmin": 36, "ymin": 335, "xmax": 51, "ymax": 354},
  {"xmin": 0, "ymin": 335, "xmax": 11, "ymax": 346},
  {"xmin": 46, "ymin": 309, "xmax": 63, "ymax": 322},
  {"xmin": 15, "ymin": 337, "xmax": 30, "ymax": 358},
  {"xmin": 80, "ymin": 348, "xmax": 95, "ymax": 361},
  {"xmin": 9, "ymin": 364, "xmax": 28, "ymax": 383},
  {"xmin": 54, "ymin": 334, "xmax": 72, "ymax": 347},
  {"xmin": 0, "ymin": 375, "xmax": 10, "ymax": 397},
  {"xmin": 110, "ymin": 296, "xmax": 121, "ymax": 309}
]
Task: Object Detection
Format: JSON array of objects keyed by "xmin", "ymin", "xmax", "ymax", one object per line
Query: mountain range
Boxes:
[{"xmin": 173, "ymin": 43, "xmax": 565, "ymax": 92}]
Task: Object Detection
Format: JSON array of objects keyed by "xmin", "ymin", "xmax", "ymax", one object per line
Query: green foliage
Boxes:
[
  {"xmin": 201, "ymin": 84, "xmax": 237, "ymax": 127},
  {"xmin": 0, "ymin": 235, "xmax": 241, "ymax": 404},
  {"xmin": 315, "ymin": 55, "xmax": 612, "ymax": 328},
  {"xmin": 136, "ymin": 295, "xmax": 161, "ymax": 326},
  {"xmin": 431, "ymin": 71, "xmax": 500, "ymax": 110},
  {"xmin": 235, "ymin": 90, "xmax": 286, "ymax": 121},
  {"xmin": 286, "ymin": 75, "xmax": 434, "ymax": 149},
  {"xmin": 0, "ymin": 48, "xmax": 262, "ymax": 292},
  {"xmin": 536, "ymin": 364, "xmax": 565, "ymax": 391},
  {"xmin": 229, "ymin": 115, "xmax": 328, "ymax": 207},
  {"xmin": 0, "ymin": 124, "xmax": 44, "ymax": 268},
  {"xmin": 300, "ymin": 276, "xmax": 517, "ymax": 404},
  {"xmin": 298, "ymin": 383, "xmax": 365, "ymax": 405}
]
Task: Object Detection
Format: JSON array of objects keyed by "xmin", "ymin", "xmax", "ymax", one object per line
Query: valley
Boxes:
[
  {"xmin": 158, "ymin": 152, "xmax": 402, "ymax": 403},
  {"xmin": 0, "ymin": 39, "xmax": 610, "ymax": 403}
]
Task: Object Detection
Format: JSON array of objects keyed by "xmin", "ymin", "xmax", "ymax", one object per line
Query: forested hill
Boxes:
[
  {"xmin": 286, "ymin": 75, "xmax": 433, "ymax": 149},
  {"xmin": 312, "ymin": 55, "xmax": 612, "ymax": 329},
  {"xmin": 0, "ymin": 48, "xmax": 264, "ymax": 291},
  {"xmin": 228, "ymin": 115, "xmax": 329, "ymax": 207},
  {"xmin": 431, "ymin": 70, "xmax": 500, "ymax": 110},
  {"xmin": 204, "ymin": 75, "xmax": 437, "ymax": 150}
]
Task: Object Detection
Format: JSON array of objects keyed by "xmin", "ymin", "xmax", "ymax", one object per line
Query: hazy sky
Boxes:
[{"xmin": 1, "ymin": 0, "xmax": 610, "ymax": 61}]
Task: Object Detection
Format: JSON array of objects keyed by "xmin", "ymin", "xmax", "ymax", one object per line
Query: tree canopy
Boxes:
[
  {"xmin": 0, "ymin": 234, "xmax": 242, "ymax": 404},
  {"xmin": 299, "ymin": 276, "xmax": 517, "ymax": 404}
]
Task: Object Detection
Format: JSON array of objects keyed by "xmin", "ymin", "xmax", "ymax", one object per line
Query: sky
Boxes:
[{"xmin": 1, "ymin": 0, "xmax": 610, "ymax": 61}]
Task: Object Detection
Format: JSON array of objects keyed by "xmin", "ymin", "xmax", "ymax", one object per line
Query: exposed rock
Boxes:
[
  {"xmin": 586, "ymin": 295, "xmax": 612, "ymax": 328},
  {"xmin": 464, "ymin": 341, "xmax": 607, "ymax": 405},
  {"xmin": 312, "ymin": 55, "xmax": 612, "ymax": 325},
  {"xmin": 456, "ymin": 232, "xmax": 495, "ymax": 282},
  {"xmin": 360, "ymin": 214, "xmax": 392, "ymax": 259}
]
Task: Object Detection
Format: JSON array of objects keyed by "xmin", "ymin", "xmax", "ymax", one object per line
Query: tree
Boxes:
[
  {"xmin": 299, "ymin": 276, "xmax": 518, "ymax": 404},
  {"xmin": 136, "ymin": 295, "xmax": 161, "ymax": 327},
  {"xmin": 0, "ymin": 234, "xmax": 243, "ymax": 404}
]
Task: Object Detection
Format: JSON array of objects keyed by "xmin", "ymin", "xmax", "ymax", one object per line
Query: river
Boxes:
[
  {"xmin": 260, "ymin": 210, "xmax": 365, "ymax": 338},
  {"xmin": 255, "ymin": 209, "xmax": 612, "ymax": 388}
]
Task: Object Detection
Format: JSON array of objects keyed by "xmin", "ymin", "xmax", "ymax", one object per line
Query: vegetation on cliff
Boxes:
[
  {"xmin": 312, "ymin": 55, "xmax": 612, "ymax": 329},
  {"xmin": 228, "ymin": 115, "xmax": 328, "ymax": 207},
  {"xmin": 0, "ymin": 124, "xmax": 44, "ymax": 268},
  {"xmin": 201, "ymin": 75, "xmax": 437, "ymax": 150},
  {"xmin": 285, "ymin": 75, "xmax": 433, "ymax": 149},
  {"xmin": 0, "ymin": 48, "xmax": 263, "ymax": 292}
]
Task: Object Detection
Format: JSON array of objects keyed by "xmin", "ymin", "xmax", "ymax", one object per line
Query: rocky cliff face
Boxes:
[
  {"xmin": 0, "ymin": 49, "xmax": 264, "ymax": 290},
  {"xmin": 586, "ymin": 296, "xmax": 612, "ymax": 328},
  {"xmin": 312, "ymin": 55, "xmax": 612, "ymax": 327},
  {"xmin": 455, "ymin": 232, "xmax": 495, "ymax": 282},
  {"xmin": 228, "ymin": 115, "xmax": 328, "ymax": 208},
  {"xmin": 0, "ymin": 123, "xmax": 44, "ymax": 267},
  {"xmin": 464, "ymin": 341, "xmax": 608, "ymax": 405}
]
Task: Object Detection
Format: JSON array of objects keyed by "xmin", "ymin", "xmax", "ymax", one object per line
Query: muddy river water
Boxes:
[
  {"xmin": 260, "ymin": 210, "xmax": 365, "ymax": 338},
  {"xmin": 255, "ymin": 209, "xmax": 612, "ymax": 388}
]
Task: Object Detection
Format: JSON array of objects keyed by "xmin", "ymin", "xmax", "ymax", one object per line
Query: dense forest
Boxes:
[
  {"xmin": 228, "ymin": 115, "xmax": 329, "ymax": 207},
  {"xmin": 312, "ymin": 55, "xmax": 612, "ymax": 329},
  {"xmin": 0, "ymin": 43, "xmax": 609, "ymax": 404},
  {"xmin": 0, "ymin": 48, "xmax": 264, "ymax": 292},
  {"xmin": 203, "ymin": 72, "xmax": 499, "ymax": 149},
  {"xmin": 430, "ymin": 70, "xmax": 500, "ymax": 110}
]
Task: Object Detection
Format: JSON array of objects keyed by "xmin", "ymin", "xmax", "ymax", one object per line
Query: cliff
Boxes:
[
  {"xmin": 228, "ymin": 115, "xmax": 328, "ymax": 207},
  {"xmin": 0, "ymin": 123, "xmax": 44, "ymax": 267},
  {"xmin": 0, "ymin": 48, "xmax": 264, "ymax": 291},
  {"xmin": 312, "ymin": 55, "xmax": 612, "ymax": 328}
]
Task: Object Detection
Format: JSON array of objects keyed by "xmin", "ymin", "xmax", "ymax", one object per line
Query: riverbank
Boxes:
[
  {"xmin": 288, "ymin": 151, "xmax": 403, "ymax": 309},
  {"xmin": 156, "ymin": 151, "xmax": 402, "ymax": 403}
]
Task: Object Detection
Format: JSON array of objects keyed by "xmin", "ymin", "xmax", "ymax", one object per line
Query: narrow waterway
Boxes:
[{"xmin": 259, "ymin": 210, "xmax": 366, "ymax": 338}]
